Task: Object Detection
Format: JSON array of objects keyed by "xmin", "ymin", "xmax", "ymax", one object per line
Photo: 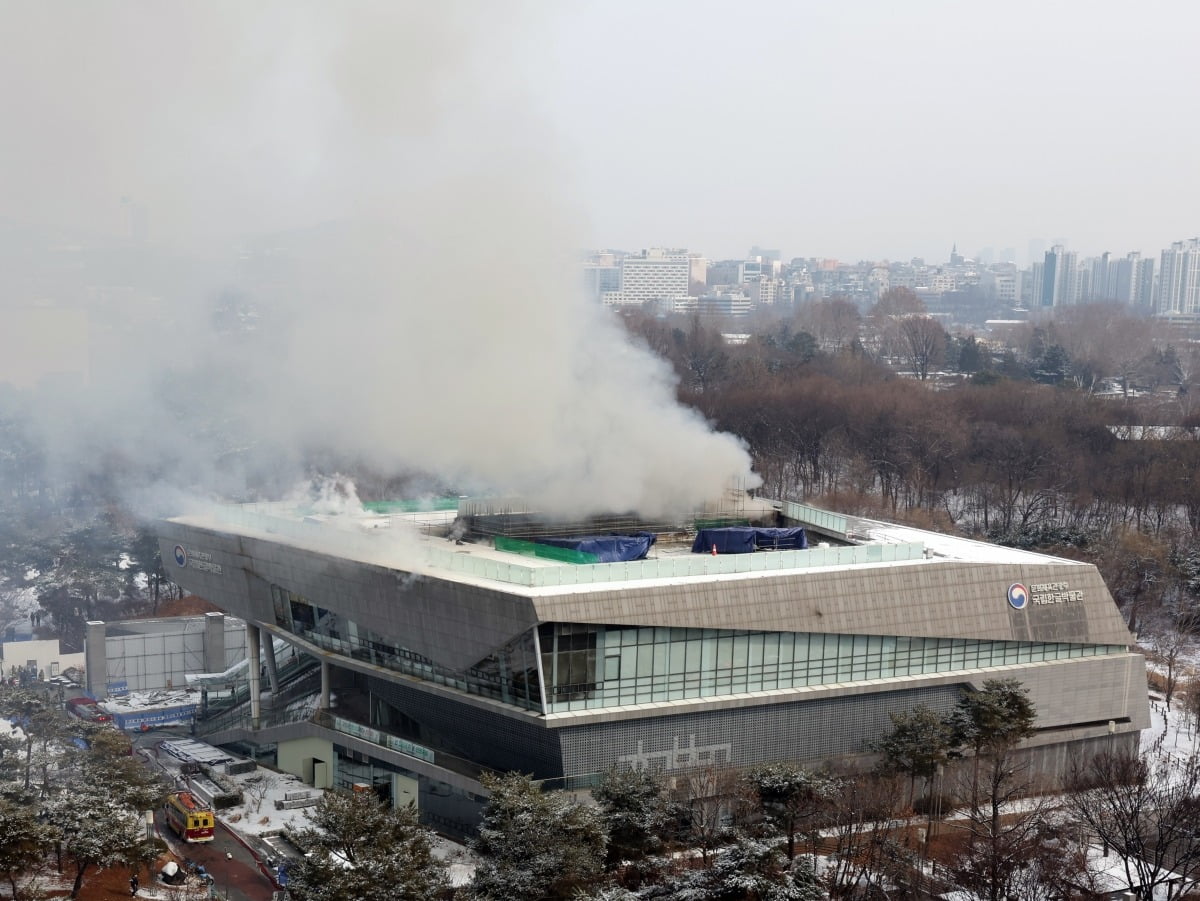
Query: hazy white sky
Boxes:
[
  {"xmin": 2, "ymin": 1, "xmax": 1196, "ymax": 264},
  {"xmin": 3, "ymin": 1, "xmax": 1198, "ymax": 266},
  {"xmin": 535, "ymin": 0, "xmax": 1200, "ymax": 263}
]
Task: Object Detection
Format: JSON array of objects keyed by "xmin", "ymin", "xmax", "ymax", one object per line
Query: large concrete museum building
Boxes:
[{"xmin": 158, "ymin": 498, "xmax": 1148, "ymax": 830}]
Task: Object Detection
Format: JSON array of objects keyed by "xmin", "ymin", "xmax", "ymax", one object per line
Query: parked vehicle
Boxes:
[
  {"xmin": 164, "ymin": 791, "xmax": 216, "ymax": 843},
  {"xmin": 64, "ymin": 696, "xmax": 111, "ymax": 724}
]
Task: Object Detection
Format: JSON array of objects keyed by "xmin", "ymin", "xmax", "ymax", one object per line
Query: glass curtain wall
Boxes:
[
  {"xmin": 268, "ymin": 579, "xmax": 1123, "ymax": 718},
  {"xmin": 538, "ymin": 622, "xmax": 1125, "ymax": 713},
  {"xmin": 268, "ymin": 585, "xmax": 542, "ymax": 711}
]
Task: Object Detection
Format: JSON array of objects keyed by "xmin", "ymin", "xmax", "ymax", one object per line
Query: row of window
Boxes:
[
  {"xmin": 539, "ymin": 624, "xmax": 1123, "ymax": 712},
  {"xmin": 269, "ymin": 585, "xmax": 543, "ymax": 711},
  {"xmin": 270, "ymin": 585, "xmax": 1121, "ymax": 716}
]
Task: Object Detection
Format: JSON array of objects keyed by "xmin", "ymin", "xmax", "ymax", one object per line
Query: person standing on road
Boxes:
[{"xmin": 130, "ymin": 873, "xmax": 139, "ymax": 896}]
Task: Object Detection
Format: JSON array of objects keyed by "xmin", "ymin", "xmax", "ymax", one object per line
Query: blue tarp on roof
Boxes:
[
  {"xmin": 691, "ymin": 527, "xmax": 808, "ymax": 554},
  {"xmin": 534, "ymin": 532, "xmax": 657, "ymax": 563}
]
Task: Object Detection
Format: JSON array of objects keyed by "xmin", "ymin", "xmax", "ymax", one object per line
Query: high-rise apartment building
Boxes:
[
  {"xmin": 1088, "ymin": 252, "xmax": 1113, "ymax": 301},
  {"xmin": 1039, "ymin": 245, "xmax": 1079, "ymax": 307},
  {"xmin": 1111, "ymin": 252, "xmax": 1154, "ymax": 308},
  {"xmin": 1156, "ymin": 239, "xmax": 1200, "ymax": 315}
]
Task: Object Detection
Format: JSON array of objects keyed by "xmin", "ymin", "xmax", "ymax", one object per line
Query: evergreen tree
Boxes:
[
  {"xmin": 288, "ymin": 789, "xmax": 448, "ymax": 901},
  {"xmin": 639, "ymin": 837, "xmax": 823, "ymax": 900},
  {"xmin": 41, "ymin": 723, "xmax": 165, "ymax": 899},
  {"xmin": 743, "ymin": 764, "xmax": 835, "ymax": 860},
  {"xmin": 950, "ymin": 679, "xmax": 1037, "ymax": 765},
  {"xmin": 0, "ymin": 798, "xmax": 51, "ymax": 899},
  {"xmin": 872, "ymin": 704, "xmax": 954, "ymax": 808},
  {"xmin": 470, "ymin": 772, "xmax": 607, "ymax": 900},
  {"xmin": 594, "ymin": 765, "xmax": 673, "ymax": 867},
  {"xmin": 43, "ymin": 780, "xmax": 149, "ymax": 899}
]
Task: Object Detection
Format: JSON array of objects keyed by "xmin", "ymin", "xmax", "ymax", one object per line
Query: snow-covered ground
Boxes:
[
  {"xmin": 1139, "ymin": 650, "xmax": 1199, "ymax": 763},
  {"xmin": 138, "ymin": 734, "xmax": 478, "ymax": 887},
  {"xmin": 0, "ymin": 581, "xmax": 39, "ymax": 640},
  {"xmin": 0, "ymin": 715, "xmax": 23, "ymax": 741}
]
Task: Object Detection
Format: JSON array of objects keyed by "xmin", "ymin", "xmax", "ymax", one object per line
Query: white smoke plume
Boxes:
[{"xmin": 0, "ymin": 3, "xmax": 758, "ymax": 519}]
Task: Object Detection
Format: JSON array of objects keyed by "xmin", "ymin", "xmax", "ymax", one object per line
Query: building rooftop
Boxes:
[{"xmin": 168, "ymin": 497, "xmax": 1082, "ymax": 595}]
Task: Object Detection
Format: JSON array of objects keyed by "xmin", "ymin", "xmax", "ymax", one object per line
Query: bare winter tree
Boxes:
[
  {"xmin": 896, "ymin": 315, "xmax": 947, "ymax": 381},
  {"xmin": 797, "ymin": 296, "xmax": 861, "ymax": 353},
  {"xmin": 1066, "ymin": 747, "xmax": 1200, "ymax": 901},
  {"xmin": 243, "ymin": 772, "xmax": 280, "ymax": 813},
  {"xmin": 673, "ymin": 765, "xmax": 753, "ymax": 866},
  {"xmin": 1142, "ymin": 607, "xmax": 1200, "ymax": 710},
  {"xmin": 947, "ymin": 755, "xmax": 1050, "ymax": 901},
  {"xmin": 945, "ymin": 680, "xmax": 1041, "ymax": 901},
  {"xmin": 821, "ymin": 769, "xmax": 911, "ymax": 900}
]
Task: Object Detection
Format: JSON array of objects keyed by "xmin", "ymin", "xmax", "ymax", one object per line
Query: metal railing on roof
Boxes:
[
  {"xmin": 426, "ymin": 540, "xmax": 926, "ymax": 588},
  {"xmin": 208, "ymin": 504, "xmax": 923, "ymax": 590},
  {"xmin": 779, "ymin": 500, "xmax": 849, "ymax": 536}
]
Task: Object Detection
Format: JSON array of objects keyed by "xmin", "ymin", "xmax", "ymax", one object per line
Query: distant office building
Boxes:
[
  {"xmin": 748, "ymin": 277, "xmax": 781, "ymax": 306},
  {"xmin": 707, "ymin": 260, "xmax": 741, "ymax": 287},
  {"xmin": 1139, "ymin": 257, "xmax": 1157, "ymax": 309},
  {"xmin": 866, "ymin": 267, "xmax": 889, "ymax": 300},
  {"xmin": 708, "ymin": 257, "xmax": 780, "ymax": 289},
  {"xmin": 929, "ymin": 273, "xmax": 957, "ymax": 294},
  {"xmin": 982, "ymin": 265, "xmax": 1021, "ymax": 307},
  {"xmin": 1024, "ymin": 263, "xmax": 1042, "ymax": 308},
  {"xmin": 698, "ymin": 291, "xmax": 753, "ymax": 317},
  {"xmin": 602, "ymin": 248, "xmax": 692, "ymax": 307},
  {"xmin": 583, "ymin": 264, "xmax": 621, "ymax": 301},
  {"xmin": 688, "ymin": 254, "xmax": 708, "ymax": 295},
  {"xmin": 1156, "ymin": 239, "xmax": 1200, "ymax": 315}
]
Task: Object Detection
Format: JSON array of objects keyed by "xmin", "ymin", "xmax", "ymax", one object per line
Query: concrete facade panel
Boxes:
[
  {"xmin": 532, "ymin": 561, "xmax": 1131, "ymax": 648},
  {"xmin": 161, "ymin": 523, "xmax": 540, "ymax": 671}
]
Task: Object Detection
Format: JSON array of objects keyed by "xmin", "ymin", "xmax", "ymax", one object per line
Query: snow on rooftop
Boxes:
[
  {"xmin": 168, "ymin": 500, "xmax": 1084, "ymax": 603},
  {"xmin": 851, "ymin": 517, "xmax": 1084, "ymax": 566},
  {"xmin": 101, "ymin": 688, "xmax": 201, "ymax": 712},
  {"xmin": 1085, "ymin": 843, "xmax": 1189, "ymax": 897}
]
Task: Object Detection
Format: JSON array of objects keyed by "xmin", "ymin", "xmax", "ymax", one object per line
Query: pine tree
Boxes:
[
  {"xmin": 470, "ymin": 772, "xmax": 607, "ymax": 900},
  {"xmin": 594, "ymin": 765, "xmax": 673, "ymax": 866},
  {"xmin": 288, "ymin": 789, "xmax": 448, "ymax": 901}
]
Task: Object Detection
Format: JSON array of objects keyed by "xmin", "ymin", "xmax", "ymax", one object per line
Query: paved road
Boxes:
[
  {"xmin": 151, "ymin": 808, "xmax": 276, "ymax": 901},
  {"xmin": 133, "ymin": 730, "xmax": 278, "ymax": 901}
]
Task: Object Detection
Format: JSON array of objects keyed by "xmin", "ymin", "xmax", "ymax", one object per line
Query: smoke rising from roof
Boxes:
[{"xmin": 0, "ymin": 3, "xmax": 758, "ymax": 518}]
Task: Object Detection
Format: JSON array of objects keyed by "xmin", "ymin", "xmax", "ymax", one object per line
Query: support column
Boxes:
[
  {"xmin": 247, "ymin": 624, "xmax": 261, "ymax": 729},
  {"xmin": 203, "ymin": 612, "xmax": 225, "ymax": 674},
  {"xmin": 319, "ymin": 659, "xmax": 331, "ymax": 711},
  {"xmin": 262, "ymin": 635, "xmax": 280, "ymax": 694},
  {"xmin": 84, "ymin": 621, "xmax": 108, "ymax": 699}
]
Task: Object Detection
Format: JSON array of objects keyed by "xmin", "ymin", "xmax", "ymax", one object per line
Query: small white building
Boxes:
[{"xmin": 0, "ymin": 637, "xmax": 85, "ymax": 682}]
